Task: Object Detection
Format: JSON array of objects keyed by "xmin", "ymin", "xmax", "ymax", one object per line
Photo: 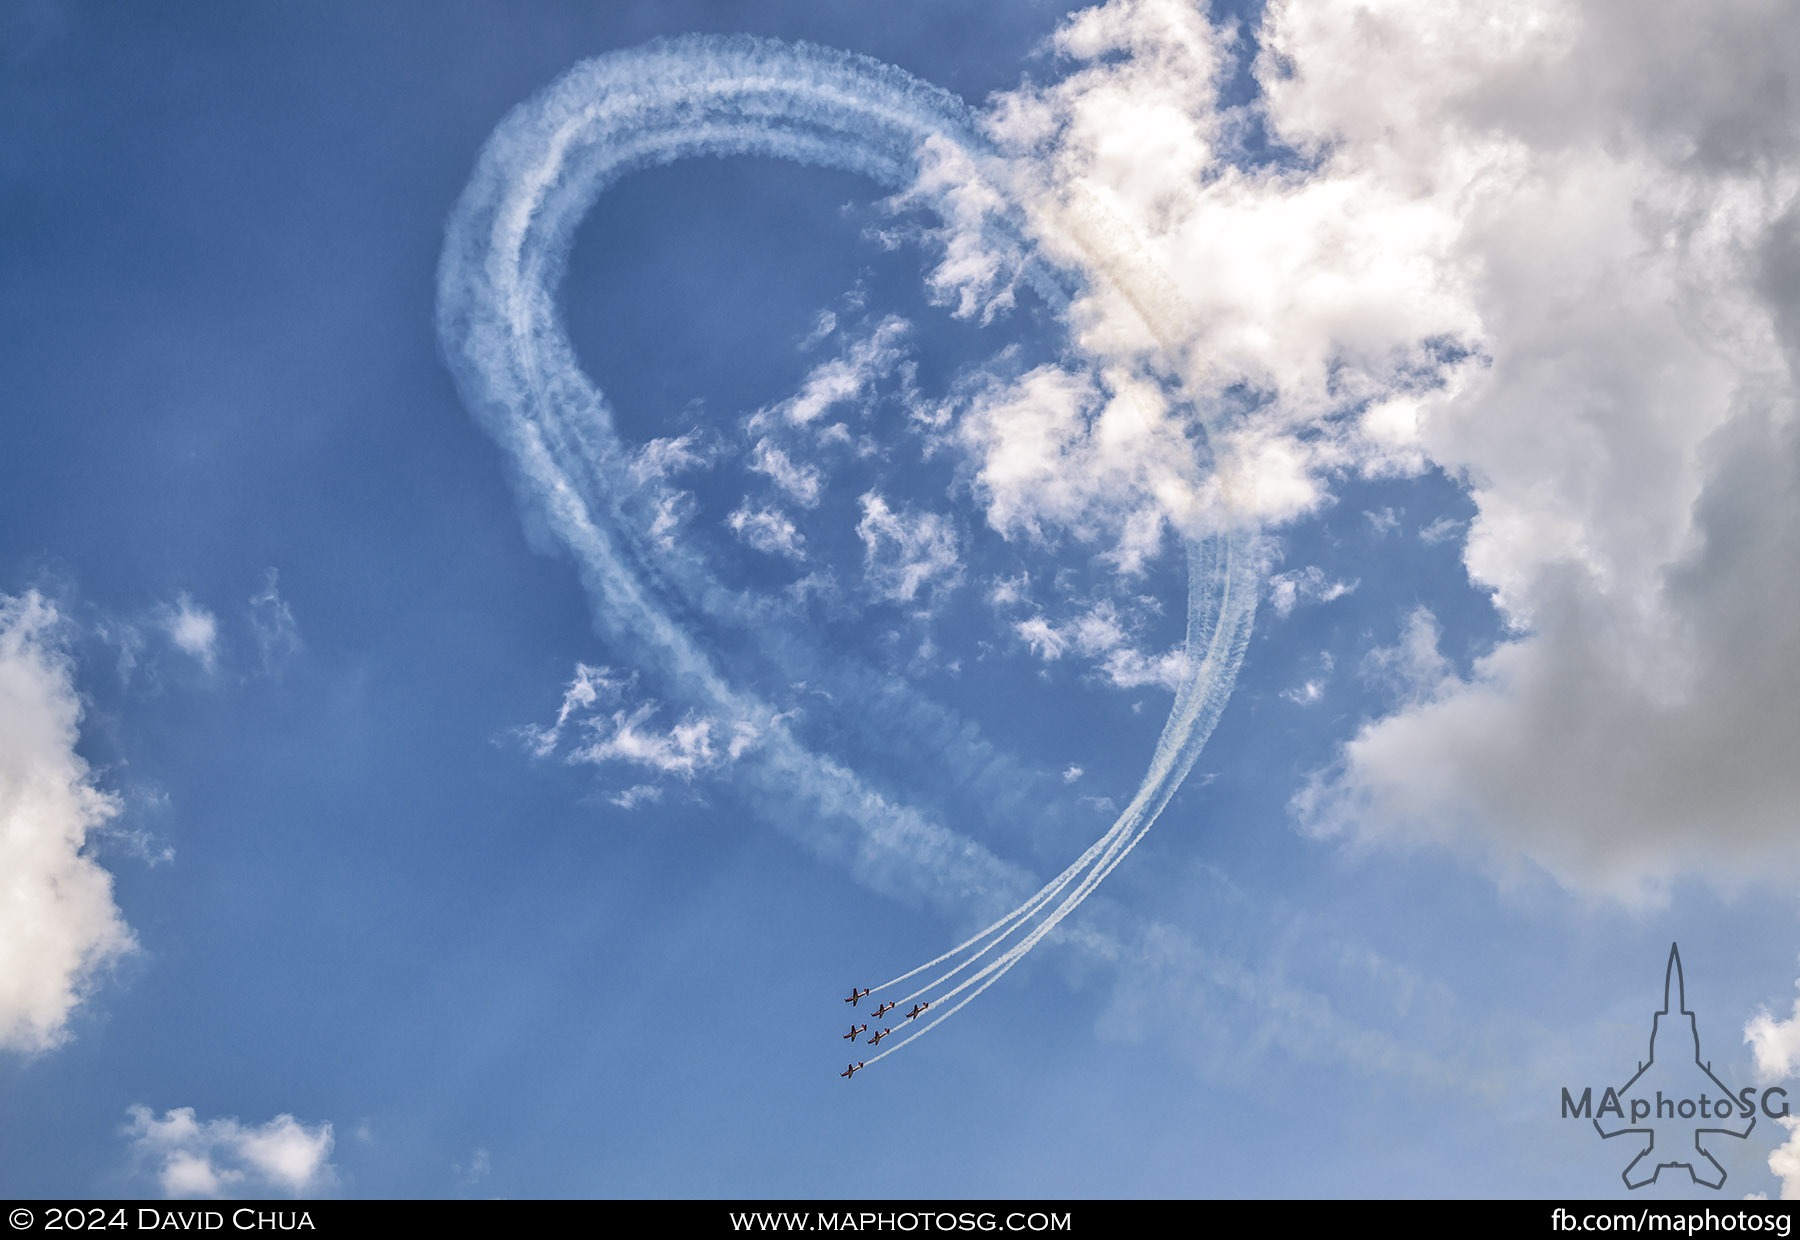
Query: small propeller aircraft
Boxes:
[
  {"xmin": 866, "ymin": 1027, "xmax": 893, "ymax": 1047},
  {"xmin": 906, "ymin": 1002, "xmax": 931, "ymax": 1020},
  {"xmin": 843, "ymin": 1024, "xmax": 867, "ymax": 1041},
  {"xmin": 841, "ymin": 1062, "xmax": 864, "ymax": 1080},
  {"xmin": 843, "ymin": 987, "xmax": 871, "ymax": 1005},
  {"xmin": 871, "ymin": 1001, "xmax": 897, "ymax": 1019}
]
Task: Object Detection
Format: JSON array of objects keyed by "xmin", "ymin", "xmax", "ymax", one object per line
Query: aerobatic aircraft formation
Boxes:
[{"xmin": 837, "ymin": 987, "xmax": 947, "ymax": 1075}]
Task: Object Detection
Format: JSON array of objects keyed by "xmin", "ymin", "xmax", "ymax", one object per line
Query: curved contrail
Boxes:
[{"xmin": 436, "ymin": 34, "xmax": 1257, "ymax": 1067}]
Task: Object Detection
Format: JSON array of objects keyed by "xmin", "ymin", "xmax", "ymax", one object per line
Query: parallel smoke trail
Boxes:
[
  {"xmin": 864, "ymin": 534, "xmax": 1257, "ymax": 1063},
  {"xmin": 436, "ymin": 35, "xmax": 1256, "ymax": 1064}
]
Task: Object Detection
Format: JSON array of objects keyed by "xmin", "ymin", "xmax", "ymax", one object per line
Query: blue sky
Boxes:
[{"xmin": 7, "ymin": 0, "xmax": 1800, "ymax": 1200}]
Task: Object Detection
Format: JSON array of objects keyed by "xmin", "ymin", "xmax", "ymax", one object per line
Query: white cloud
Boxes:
[
  {"xmin": 646, "ymin": 491, "xmax": 692, "ymax": 553},
  {"xmin": 628, "ymin": 431, "xmax": 711, "ymax": 484},
  {"xmin": 1282, "ymin": 680, "xmax": 1324, "ymax": 706},
  {"xmin": 125, "ymin": 1106, "xmax": 335, "ymax": 1199},
  {"xmin": 523, "ymin": 664, "xmax": 763, "ymax": 786},
  {"xmin": 955, "ymin": 363, "xmax": 1198, "ymax": 573},
  {"xmin": 571, "ymin": 704, "xmax": 732, "ymax": 778},
  {"xmin": 947, "ymin": 0, "xmax": 1800, "ymax": 891},
  {"xmin": 798, "ymin": 308, "xmax": 838, "ymax": 351},
  {"xmin": 986, "ymin": 573, "xmax": 1033, "ymax": 609},
  {"xmin": 519, "ymin": 663, "xmax": 625, "ymax": 758},
  {"xmin": 1267, "ymin": 565, "xmax": 1358, "ymax": 618},
  {"xmin": 1359, "ymin": 607, "xmax": 1453, "ymax": 704},
  {"xmin": 746, "ymin": 441, "xmax": 823, "ymax": 508},
  {"xmin": 759, "ymin": 315, "xmax": 912, "ymax": 427},
  {"xmin": 976, "ymin": 0, "xmax": 1800, "ymax": 896},
  {"xmin": 895, "ymin": 139, "xmax": 1028, "ymax": 322},
  {"xmin": 158, "ymin": 594, "xmax": 219, "ymax": 672},
  {"xmin": 1770, "ymin": 1118, "xmax": 1800, "ymax": 1200},
  {"xmin": 976, "ymin": 0, "xmax": 1482, "ymax": 535},
  {"xmin": 1419, "ymin": 516, "xmax": 1463, "ymax": 545},
  {"xmin": 855, "ymin": 493, "xmax": 964, "ymax": 604},
  {"xmin": 1364, "ymin": 507, "xmax": 1399, "ymax": 536},
  {"xmin": 1012, "ymin": 598, "xmax": 1189, "ymax": 691},
  {"xmin": 0, "ymin": 592, "xmax": 135, "ymax": 1054},
  {"xmin": 727, "ymin": 505, "xmax": 807, "ymax": 561},
  {"xmin": 93, "ymin": 617, "xmax": 147, "ymax": 687},
  {"xmin": 454, "ymin": 1146, "xmax": 492, "ymax": 1193},
  {"xmin": 608, "ymin": 784, "xmax": 664, "ymax": 810},
  {"xmin": 1746, "ymin": 981, "xmax": 1800, "ymax": 1083},
  {"xmin": 1282, "ymin": 651, "xmax": 1337, "ymax": 706}
]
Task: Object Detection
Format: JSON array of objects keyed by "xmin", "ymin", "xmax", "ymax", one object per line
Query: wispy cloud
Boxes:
[
  {"xmin": 1013, "ymin": 599, "xmax": 1189, "ymax": 691},
  {"xmin": 523, "ymin": 664, "xmax": 762, "ymax": 786},
  {"xmin": 157, "ymin": 593, "xmax": 219, "ymax": 673},
  {"xmin": 727, "ymin": 505, "xmax": 807, "ymax": 561},
  {"xmin": 608, "ymin": 784, "xmax": 665, "ymax": 811},
  {"xmin": 746, "ymin": 441, "xmax": 824, "ymax": 507},
  {"xmin": 629, "ymin": 431, "xmax": 712, "ymax": 485},
  {"xmin": 1358, "ymin": 607, "xmax": 1451, "ymax": 704},
  {"xmin": 856, "ymin": 493, "xmax": 963, "ymax": 604},
  {"xmin": 570, "ymin": 705, "xmax": 743, "ymax": 778},
  {"xmin": 1364, "ymin": 507, "xmax": 1399, "ymax": 536},
  {"xmin": 758, "ymin": 315, "xmax": 912, "ymax": 428},
  {"xmin": 1418, "ymin": 516, "xmax": 1463, "ymax": 546},
  {"xmin": 1266, "ymin": 565, "xmax": 1357, "ymax": 618},
  {"xmin": 247, "ymin": 569, "xmax": 300, "ymax": 676}
]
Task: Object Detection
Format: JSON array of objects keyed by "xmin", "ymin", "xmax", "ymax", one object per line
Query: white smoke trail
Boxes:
[
  {"xmin": 862, "ymin": 532, "xmax": 1257, "ymax": 1063},
  {"xmin": 436, "ymin": 34, "xmax": 1256, "ymax": 1064}
]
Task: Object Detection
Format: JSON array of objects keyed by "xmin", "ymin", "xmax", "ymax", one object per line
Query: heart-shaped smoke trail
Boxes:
[{"xmin": 436, "ymin": 34, "xmax": 1258, "ymax": 1066}]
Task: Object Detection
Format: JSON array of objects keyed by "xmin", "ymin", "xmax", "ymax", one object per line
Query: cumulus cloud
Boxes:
[
  {"xmin": 125, "ymin": 1107, "xmax": 335, "ymax": 1199},
  {"xmin": 1747, "ymin": 975, "xmax": 1800, "ymax": 1200},
  {"xmin": 1769, "ymin": 1119, "xmax": 1800, "ymax": 1200},
  {"xmin": 955, "ymin": 363, "xmax": 1194, "ymax": 574},
  {"xmin": 1269, "ymin": 0, "xmax": 1800, "ymax": 896},
  {"xmin": 972, "ymin": 0, "xmax": 1800, "ymax": 896},
  {"xmin": 487, "ymin": 0, "xmax": 1800, "ymax": 900},
  {"xmin": 1747, "ymin": 980, "xmax": 1800, "ymax": 1083},
  {"xmin": 978, "ymin": 0, "xmax": 1481, "ymax": 528},
  {"xmin": 0, "ymin": 592, "xmax": 135, "ymax": 1054}
]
